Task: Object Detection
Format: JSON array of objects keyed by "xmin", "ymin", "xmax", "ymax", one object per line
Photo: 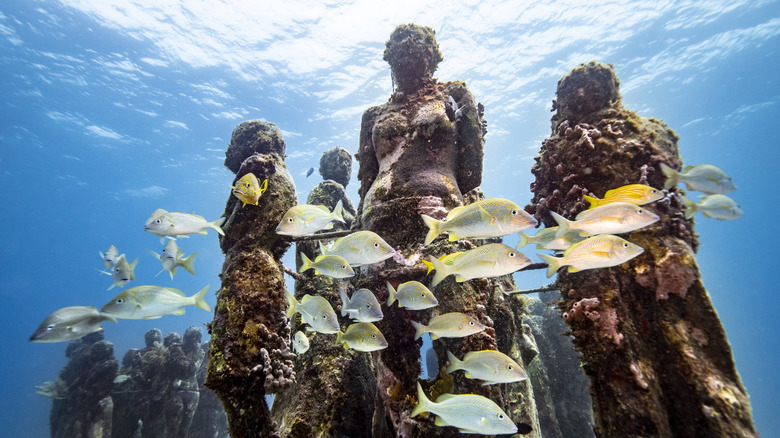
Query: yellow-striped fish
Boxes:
[
  {"xmin": 231, "ymin": 173, "xmax": 268, "ymax": 207},
  {"xmin": 537, "ymin": 234, "xmax": 644, "ymax": 278},
  {"xmin": 411, "ymin": 312, "xmax": 485, "ymax": 340},
  {"xmin": 681, "ymin": 194, "xmax": 743, "ymax": 221},
  {"xmin": 584, "ymin": 184, "xmax": 663, "ymax": 209},
  {"xmin": 285, "ymin": 291, "xmax": 340, "ymax": 334},
  {"xmin": 336, "ymin": 322, "xmax": 388, "ymax": 352},
  {"xmin": 422, "ymin": 243, "xmax": 531, "ymax": 288},
  {"xmin": 551, "ymin": 203, "xmax": 659, "ymax": 239},
  {"xmin": 661, "ymin": 163, "xmax": 736, "ymax": 194},
  {"xmin": 300, "ymin": 253, "xmax": 355, "ymax": 278},
  {"xmin": 446, "ymin": 350, "xmax": 527, "ymax": 385},
  {"xmin": 422, "ymin": 198, "xmax": 537, "ymax": 245}
]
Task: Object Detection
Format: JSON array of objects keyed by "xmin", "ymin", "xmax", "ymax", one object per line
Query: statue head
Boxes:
[
  {"xmin": 319, "ymin": 147, "xmax": 352, "ymax": 187},
  {"xmin": 383, "ymin": 24, "xmax": 443, "ymax": 93}
]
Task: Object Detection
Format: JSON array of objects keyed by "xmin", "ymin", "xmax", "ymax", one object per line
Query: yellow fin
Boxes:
[{"xmin": 583, "ymin": 194, "xmax": 601, "ymax": 209}]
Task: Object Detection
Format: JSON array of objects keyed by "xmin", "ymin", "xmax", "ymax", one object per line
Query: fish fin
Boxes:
[
  {"xmin": 567, "ymin": 266, "xmax": 582, "ymax": 273},
  {"xmin": 411, "ymin": 382, "xmax": 430, "ymax": 418},
  {"xmin": 660, "ymin": 163, "xmax": 678, "ymax": 189},
  {"xmin": 429, "ymin": 333, "xmax": 440, "ymax": 340},
  {"xmin": 426, "ymin": 255, "xmax": 451, "ymax": 289},
  {"xmin": 386, "ymin": 281, "xmax": 396, "ymax": 306},
  {"xmin": 421, "ymin": 259, "xmax": 435, "ymax": 275},
  {"xmin": 446, "ymin": 204, "xmax": 466, "ymax": 220},
  {"xmin": 447, "ymin": 232, "xmax": 461, "ymax": 242},
  {"xmin": 259, "ymin": 179, "xmax": 268, "ymax": 194},
  {"xmin": 172, "ymin": 308, "xmax": 186, "ymax": 315},
  {"xmin": 680, "ymin": 195, "xmax": 697, "ymax": 220},
  {"xmin": 99, "ymin": 312, "xmax": 118, "ymax": 323},
  {"xmin": 300, "ymin": 253, "xmax": 313, "ymax": 273},
  {"xmin": 537, "ymin": 253, "xmax": 562, "ymax": 279},
  {"xmin": 339, "ymin": 288, "xmax": 350, "ymax": 317},
  {"xmin": 285, "ymin": 291, "xmax": 298, "ymax": 318},
  {"xmin": 169, "ymin": 268, "xmax": 176, "ymax": 279},
  {"xmin": 583, "ymin": 194, "xmax": 601, "ymax": 209},
  {"xmin": 516, "ymin": 231, "xmax": 529, "ymax": 249},
  {"xmin": 445, "ymin": 351, "xmax": 462, "ymax": 374},
  {"xmin": 191, "ymin": 284, "xmax": 212, "ymax": 312},
  {"xmin": 210, "ymin": 217, "xmax": 226, "ymax": 236},
  {"xmin": 410, "ymin": 320, "xmax": 426, "ymax": 340},
  {"xmin": 148, "ymin": 250, "xmax": 161, "ymax": 260},
  {"xmin": 421, "ymin": 214, "xmax": 442, "ymax": 246},
  {"xmin": 454, "ymin": 274, "xmax": 467, "ymax": 283},
  {"xmin": 129, "ymin": 259, "xmax": 138, "ymax": 280},
  {"xmin": 332, "ymin": 199, "xmax": 345, "ymax": 223},
  {"xmin": 550, "ymin": 211, "xmax": 572, "ymax": 239},
  {"xmin": 478, "ymin": 205, "xmax": 496, "ymax": 224},
  {"xmin": 142, "ymin": 315, "xmax": 164, "ymax": 320},
  {"xmin": 96, "ymin": 268, "xmax": 111, "ymax": 276},
  {"xmin": 435, "ymin": 417, "xmax": 448, "ymax": 427},
  {"xmin": 180, "ymin": 251, "xmax": 199, "ymax": 276}
]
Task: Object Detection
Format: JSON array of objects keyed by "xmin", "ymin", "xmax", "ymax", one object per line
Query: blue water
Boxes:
[{"xmin": 2, "ymin": 1, "xmax": 778, "ymax": 436}]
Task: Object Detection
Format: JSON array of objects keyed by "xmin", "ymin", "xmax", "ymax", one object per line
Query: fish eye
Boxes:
[
  {"xmin": 373, "ymin": 242, "xmax": 379, "ymax": 247},
  {"xmin": 46, "ymin": 324, "xmax": 54, "ymax": 330},
  {"xmin": 623, "ymin": 242, "xmax": 629, "ymax": 248},
  {"xmin": 342, "ymin": 265, "xmax": 347, "ymax": 269},
  {"xmin": 498, "ymin": 414, "xmax": 505, "ymax": 420},
  {"xmin": 507, "ymin": 365, "xmax": 513, "ymax": 370},
  {"xmin": 288, "ymin": 218, "xmax": 294, "ymax": 222},
  {"xmin": 651, "ymin": 189, "xmax": 657, "ymax": 194},
  {"xmin": 509, "ymin": 252, "xmax": 516, "ymax": 257},
  {"xmin": 155, "ymin": 219, "xmax": 161, "ymax": 224},
  {"xmin": 469, "ymin": 321, "xmax": 475, "ymax": 326},
  {"xmin": 372, "ymin": 334, "xmax": 377, "ymax": 338},
  {"xmin": 421, "ymin": 293, "xmax": 425, "ymax": 297},
  {"xmin": 637, "ymin": 209, "xmax": 643, "ymax": 214},
  {"xmin": 511, "ymin": 210, "xmax": 518, "ymax": 215},
  {"xmin": 117, "ymin": 299, "xmax": 123, "ymax": 303}
]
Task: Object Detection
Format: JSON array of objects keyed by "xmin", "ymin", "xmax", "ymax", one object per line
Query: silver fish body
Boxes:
[
  {"xmin": 424, "ymin": 243, "xmax": 532, "ymax": 288},
  {"xmin": 144, "ymin": 209, "xmax": 225, "ymax": 239},
  {"xmin": 682, "ymin": 194, "xmax": 743, "ymax": 221},
  {"xmin": 411, "ymin": 382, "xmax": 518, "ymax": 435},
  {"xmin": 100, "ymin": 285, "xmax": 211, "ymax": 319},
  {"xmin": 412, "ymin": 312, "xmax": 485, "ymax": 340},
  {"xmin": 446, "ymin": 350, "xmax": 527, "ymax": 385},
  {"xmin": 340, "ymin": 288, "xmax": 383, "ymax": 322},
  {"xmin": 422, "ymin": 198, "xmax": 537, "ymax": 245},
  {"xmin": 275, "ymin": 200, "xmax": 345, "ymax": 236},
  {"xmin": 336, "ymin": 322, "xmax": 388, "ymax": 352},
  {"xmin": 300, "ymin": 253, "xmax": 355, "ymax": 278},
  {"xmin": 293, "ymin": 331, "xmax": 310, "ymax": 354},
  {"xmin": 286, "ymin": 292, "xmax": 340, "ymax": 334},
  {"xmin": 551, "ymin": 202, "xmax": 659, "ymax": 239},
  {"xmin": 538, "ymin": 234, "xmax": 644, "ymax": 278},
  {"xmin": 320, "ymin": 231, "xmax": 395, "ymax": 266},
  {"xmin": 99, "ymin": 245, "xmax": 122, "ymax": 270},
  {"xmin": 152, "ymin": 239, "xmax": 198, "ymax": 279},
  {"xmin": 106, "ymin": 254, "xmax": 138, "ymax": 290},
  {"xmin": 30, "ymin": 306, "xmax": 117, "ymax": 343},
  {"xmin": 386, "ymin": 281, "xmax": 438, "ymax": 310},
  {"xmin": 661, "ymin": 163, "xmax": 736, "ymax": 194}
]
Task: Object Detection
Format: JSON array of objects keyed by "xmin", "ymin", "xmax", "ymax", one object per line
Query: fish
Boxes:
[
  {"xmin": 100, "ymin": 284, "xmax": 211, "ymax": 319},
  {"xmin": 584, "ymin": 184, "xmax": 664, "ymax": 209},
  {"xmin": 99, "ymin": 245, "xmax": 122, "ymax": 270},
  {"xmin": 411, "ymin": 312, "xmax": 485, "ymax": 340},
  {"xmin": 319, "ymin": 231, "xmax": 396, "ymax": 267},
  {"xmin": 411, "ymin": 382, "xmax": 518, "ymax": 435},
  {"xmin": 102, "ymin": 254, "xmax": 138, "ymax": 291},
  {"xmin": 660, "ymin": 162, "xmax": 737, "ymax": 194},
  {"xmin": 340, "ymin": 288, "xmax": 383, "ymax": 322},
  {"xmin": 516, "ymin": 227, "xmax": 585, "ymax": 251},
  {"xmin": 275, "ymin": 200, "xmax": 345, "ymax": 236},
  {"xmin": 230, "ymin": 172, "xmax": 268, "ymax": 207},
  {"xmin": 538, "ymin": 234, "xmax": 644, "ymax": 278},
  {"xmin": 150, "ymin": 239, "xmax": 198, "ymax": 279},
  {"xmin": 336, "ymin": 322, "xmax": 389, "ymax": 352},
  {"xmin": 144, "ymin": 209, "xmax": 225, "ymax": 240},
  {"xmin": 551, "ymin": 202, "xmax": 659, "ymax": 239},
  {"xmin": 293, "ymin": 331, "xmax": 310, "ymax": 354},
  {"xmin": 286, "ymin": 291, "xmax": 340, "ymax": 334},
  {"xmin": 386, "ymin": 281, "xmax": 439, "ymax": 310},
  {"xmin": 446, "ymin": 350, "xmax": 528, "ymax": 385},
  {"xmin": 421, "ymin": 198, "xmax": 537, "ymax": 245},
  {"xmin": 29, "ymin": 306, "xmax": 118, "ymax": 343},
  {"xmin": 306, "ymin": 167, "xmax": 315, "ymax": 177},
  {"xmin": 300, "ymin": 253, "xmax": 355, "ymax": 278},
  {"xmin": 422, "ymin": 243, "xmax": 532, "ymax": 288},
  {"xmin": 681, "ymin": 194, "xmax": 743, "ymax": 221}
]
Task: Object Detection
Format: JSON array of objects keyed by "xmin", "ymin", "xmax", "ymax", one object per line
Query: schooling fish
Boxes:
[
  {"xmin": 411, "ymin": 382, "xmax": 518, "ymax": 435},
  {"xmin": 144, "ymin": 209, "xmax": 225, "ymax": 240},
  {"xmin": 150, "ymin": 239, "xmax": 198, "ymax": 279},
  {"xmin": 336, "ymin": 322, "xmax": 389, "ymax": 352},
  {"xmin": 412, "ymin": 312, "xmax": 485, "ymax": 340},
  {"xmin": 538, "ymin": 234, "xmax": 644, "ymax": 278},
  {"xmin": 102, "ymin": 254, "xmax": 138, "ymax": 291},
  {"xmin": 100, "ymin": 284, "xmax": 211, "ymax": 319},
  {"xmin": 286, "ymin": 291, "xmax": 340, "ymax": 334},
  {"xmin": 99, "ymin": 245, "xmax": 122, "ymax": 270},
  {"xmin": 516, "ymin": 227, "xmax": 585, "ymax": 251},
  {"xmin": 661, "ymin": 163, "xmax": 736, "ymax": 194},
  {"xmin": 422, "ymin": 243, "xmax": 532, "ymax": 289},
  {"xmin": 340, "ymin": 288, "xmax": 383, "ymax": 322},
  {"xmin": 584, "ymin": 184, "xmax": 664, "ymax": 209},
  {"xmin": 422, "ymin": 198, "xmax": 537, "ymax": 245},
  {"xmin": 320, "ymin": 231, "xmax": 396, "ymax": 267},
  {"xmin": 300, "ymin": 253, "xmax": 355, "ymax": 278},
  {"xmin": 293, "ymin": 331, "xmax": 310, "ymax": 354},
  {"xmin": 230, "ymin": 172, "xmax": 268, "ymax": 207},
  {"xmin": 30, "ymin": 306, "xmax": 118, "ymax": 343},
  {"xmin": 446, "ymin": 350, "xmax": 528, "ymax": 385},
  {"xmin": 681, "ymin": 194, "xmax": 743, "ymax": 221},
  {"xmin": 306, "ymin": 167, "xmax": 315, "ymax": 177},
  {"xmin": 275, "ymin": 200, "xmax": 345, "ymax": 236},
  {"xmin": 386, "ymin": 281, "xmax": 438, "ymax": 310},
  {"xmin": 551, "ymin": 202, "xmax": 659, "ymax": 239}
]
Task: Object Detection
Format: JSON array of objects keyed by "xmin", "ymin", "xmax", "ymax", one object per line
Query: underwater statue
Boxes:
[{"xmin": 529, "ymin": 61, "xmax": 757, "ymax": 437}]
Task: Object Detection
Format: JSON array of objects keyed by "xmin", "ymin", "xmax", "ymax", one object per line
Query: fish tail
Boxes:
[
  {"xmin": 129, "ymin": 258, "xmax": 139, "ymax": 281},
  {"xmin": 411, "ymin": 320, "xmax": 427, "ymax": 340},
  {"xmin": 192, "ymin": 284, "xmax": 212, "ymax": 312},
  {"xmin": 411, "ymin": 382, "xmax": 431, "ymax": 418},
  {"xmin": 421, "ymin": 259, "xmax": 435, "ymax": 275},
  {"xmin": 148, "ymin": 250, "xmax": 161, "ymax": 260},
  {"xmin": 169, "ymin": 268, "xmax": 175, "ymax": 279},
  {"xmin": 336, "ymin": 330, "xmax": 344, "ymax": 346},
  {"xmin": 339, "ymin": 288, "xmax": 349, "ymax": 317},
  {"xmin": 537, "ymin": 253, "xmax": 562, "ymax": 279},
  {"xmin": 516, "ymin": 231, "xmax": 529, "ymax": 249},
  {"xmin": 426, "ymin": 256, "xmax": 449, "ymax": 289},
  {"xmin": 680, "ymin": 195, "xmax": 697, "ymax": 220},
  {"xmin": 210, "ymin": 217, "xmax": 226, "ymax": 236},
  {"xmin": 180, "ymin": 251, "xmax": 199, "ymax": 276},
  {"xmin": 583, "ymin": 194, "xmax": 601, "ymax": 209},
  {"xmin": 300, "ymin": 253, "xmax": 314, "ymax": 273},
  {"xmin": 660, "ymin": 163, "xmax": 678, "ymax": 190},
  {"xmin": 421, "ymin": 214, "xmax": 442, "ymax": 246},
  {"xmin": 285, "ymin": 291, "xmax": 298, "ymax": 319},
  {"xmin": 99, "ymin": 312, "xmax": 119, "ymax": 324},
  {"xmin": 445, "ymin": 351, "xmax": 462, "ymax": 374},
  {"xmin": 550, "ymin": 212, "xmax": 571, "ymax": 239},
  {"xmin": 332, "ymin": 200, "xmax": 345, "ymax": 224},
  {"xmin": 386, "ymin": 281, "xmax": 397, "ymax": 306}
]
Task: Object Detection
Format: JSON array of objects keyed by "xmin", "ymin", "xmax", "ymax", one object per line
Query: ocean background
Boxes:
[{"xmin": 2, "ymin": 0, "xmax": 778, "ymax": 436}]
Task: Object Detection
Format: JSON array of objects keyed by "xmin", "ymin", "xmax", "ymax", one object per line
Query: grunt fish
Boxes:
[
  {"xmin": 340, "ymin": 288, "xmax": 383, "ymax": 322},
  {"xmin": 102, "ymin": 254, "xmax": 138, "ymax": 291},
  {"xmin": 411, "ymin": 312, "xmax": 485, "ymax": 340},
  {"xmin": 422, "ymin": 198, "xmax": 537, "ymax": 245},
  {"xmin": 336, "ymin": 322, "xmax": 388, "ymax": 352},
  {"xmin": 320, "ymin": 231, "xmax": 396, "ymax": 267},
  {"xmin": 661, "ymin": 163, "xmax": 736, "ymax": 194},
  {"xmin": 150, "ymin": 239, "xmax": 198, "ymax": 279},
  {"xmin": 100, "ymin": 284, "xmax": 211, "ymax": 319},
  {"xmin": 538, "ymin": 234, "xmax": 644, "ymax": 278},
  {"xmin": 386, "ymin": 281, "xmax": 438, "ymax": 310},
  {"xmin": 99, "ymin": 245, "xmax": 122, "ymax": 270},
  {"xmin": 286, "ymin": 291, "xmax": 340, "ymax": 334},
  {"xmin": 551, "ymin": 202, "xmax": 659, "ymax": 239},
  {"xmin": 144, "ymin": 209, "xmax": 225, "ymax": 240},
  {"xmin": 300, "ymin": 253, "xmax": 355, "ymax": 278},
  {"xmin": 422, "ymin": 243, "xmax": 532, "ymax": 288},
  {"xmin": 293, "ymin": 331, "xmax": 310, "ymax": 354},
  {"xmin": 230, "ymin": 172, "xmax": 268, "ymax": 207},
  {"xmin": 584, "ymin": 184, "xmax": 663, "ymax": 209},
  {"xmin": 30, "ymin": 306, "xmax": 117, "ymax": 343},
  {"xmin": 681, "ymin": 194, "xmax": 743, "ymax": 221},
  {"xmin": 446, "ymin": 350, "xmax": 527, "ymax": 385},
  {"xmin": 275, "ymin": 200, "xmax": 345, "ymax": 236}
]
